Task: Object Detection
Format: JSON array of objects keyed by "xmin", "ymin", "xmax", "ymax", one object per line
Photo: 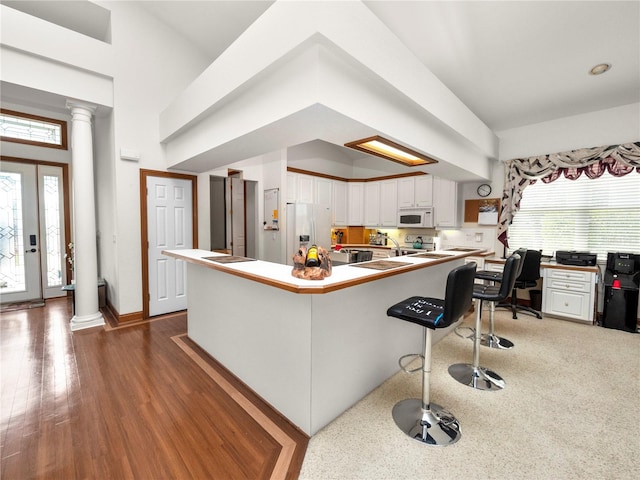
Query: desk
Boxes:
[
  {"xmin": 484, "ymin": 257, "xmax": 598, "ymax": 324},
  {"xmin": 62, "ymin": 279, "xmax": 106, "ymax": 314}
]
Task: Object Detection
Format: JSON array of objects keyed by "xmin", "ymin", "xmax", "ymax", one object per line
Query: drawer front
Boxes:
[
  {"xmin": 545, "ymin": 269, "xmax": 591, "ymax": 282},
  {"xmin": 546, "ymin": 278, "xmax": 591, "ymax": 293},
  {"xmin": 543, "ymin": 289, "xmax": 592, "ymax": 322}
]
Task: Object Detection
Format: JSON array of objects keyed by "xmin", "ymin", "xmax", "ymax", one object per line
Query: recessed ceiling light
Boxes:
[
  {"xmin": 344, "ymin": 135, "xmax": 437, "ymax": 167},
  {"xmin": 589, "ymin": 63, "xmax": 611, "ymax": 75}
]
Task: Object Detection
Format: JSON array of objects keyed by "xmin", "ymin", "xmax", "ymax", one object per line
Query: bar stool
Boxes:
[
  {"xmin": 386, "ymin": 262, "xmax": 477, "ymax": 446},
  {"xmin": 475, "ymin": 248, "xmax": 526, "ymax": 349},
  {"xmin": 448, "ymin": 253, "xmax": 521, "ymax": 391}
]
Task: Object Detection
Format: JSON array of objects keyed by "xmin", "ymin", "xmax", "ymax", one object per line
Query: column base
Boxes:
[{"xmin": 70, "ymin": 311, "xmax": 105, "ymax": 331}]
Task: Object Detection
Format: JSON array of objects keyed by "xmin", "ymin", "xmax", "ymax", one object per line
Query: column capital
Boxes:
[{"xmin": 66, "ymin": 99, "xmax": 97, "ymax": 117}]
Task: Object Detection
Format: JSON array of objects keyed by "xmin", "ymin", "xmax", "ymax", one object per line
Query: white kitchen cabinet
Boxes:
[
  {"xmin": 542, "ymin": 269, "xmax": 596, "ymax": 323},
  {"xmin": 397, "ymin": 176, "xmax": 432, "ymax": 208},
  {"xmin": 286, "ymin": 172, "xmax": 314, "ymax": 203},
  {"xmin": 364, "ymin": 182, "xmax": 381, "ymax": 226},
  {"xmin": 315, "ymin": 177, "xmax": 332, "ymax": 208},
  {"xmin": 364, "ymin": 180, "xmax": 398, "ymax": 227},
  {"xmin": 297, "ymin": 174, "xmax": 314, "ymax": 203},
  {"xmin": 348, "ymin": 182, "xmax": 364, "ymax": 225},
  {"xmin": 465, "ymin": 256, "xmax": 486, "ymax": 269},
  {"xmin": 433, "ymin": 177, "xmax": 461, "ymax": 227},
  {"xmin": 286, "ymin": 172, "xmax": 298, "ymax": 203},
  {"xmin": 380, "ymin": 179, "xmax": 398, "ymax": 226},
  {"xmin": 332, "ymin": 180, "xmax": 348, "ymax": 226},
  {"xmin": 414, "ymin": 175, "xmax": 433, "ymax": 207}
]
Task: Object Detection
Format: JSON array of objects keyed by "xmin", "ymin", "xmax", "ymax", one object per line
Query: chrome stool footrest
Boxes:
[
  {"xmin": 398, "ymin": 353, "xmax": 424, "ymax": 373},
  {"xmin": 454, "ymin": 326, "xmax": 475, "ymax": 339}
]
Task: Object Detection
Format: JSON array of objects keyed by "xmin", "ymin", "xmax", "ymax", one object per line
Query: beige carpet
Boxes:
[{"xmin": 300, "ymin": 309, "xmax": 640, "ymax": 480}]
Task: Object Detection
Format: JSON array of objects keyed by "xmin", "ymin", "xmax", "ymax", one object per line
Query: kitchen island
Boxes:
[{"xmin": 163, "ymin": 248, "xmax": 482, "ymax": 435}]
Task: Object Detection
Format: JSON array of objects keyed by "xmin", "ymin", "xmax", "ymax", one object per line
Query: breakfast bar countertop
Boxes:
[{"xmin": 162, "ymin": 248, "xmax": 487, "ymax": 294}]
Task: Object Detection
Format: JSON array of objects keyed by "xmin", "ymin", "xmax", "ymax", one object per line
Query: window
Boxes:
[
  {"xmin": 507, "ymin": 172, "xmax": 640, "ymax": 259},
  {"xmin": 0, "ymin": 109, "xmax": 68, "ymax": 150}
]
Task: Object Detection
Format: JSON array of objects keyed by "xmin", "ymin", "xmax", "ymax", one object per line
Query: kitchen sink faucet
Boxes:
[{"xmin": 377, "ymin": 233, "xmax": 401, "ymax": 256}]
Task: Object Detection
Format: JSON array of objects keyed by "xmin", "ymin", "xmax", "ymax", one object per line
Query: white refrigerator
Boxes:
[{"xmin": 286, "ymin": 203, "xmax": 332, "ymax": 266}]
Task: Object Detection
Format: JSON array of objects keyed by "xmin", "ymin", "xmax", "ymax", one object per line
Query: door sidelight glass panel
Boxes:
[
  {"xmin": 0, "ymin": 171, "xmax": 26, "ymax": 293},
  {"xmin": 43, "ymin": 175, "xmax": 62, "ymax": 288}
]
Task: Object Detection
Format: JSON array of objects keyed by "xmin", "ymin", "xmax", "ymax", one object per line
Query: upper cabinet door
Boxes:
[
  {"xmin": 363, "ymin": 182, "xmax": 381, "ymax": 227},
  {"xmin": 414, "ymin": 176, "xmax": 433, "ymax": 207},
  {"xmin": 297, "ymin": 174, "xmax": 314, "ymax": 203},
  {"xmin": 379, "ymin": 180, "xmax": 398, "ymax": 226},
  {"xmin": 332, "ymin": 180, "xmax": 348, "ymax": 226},
  {"xmin": 396, "ymin": 176, "xmax": 432, "ymax": 208},
  {"xmin": 286, "ymin": 172, "xmax": 298, "ymax": 203},
  {"xmin": 397, "ymin": 177, "xmax": 416, "ymax": 208},
  {"xmin": 348, "ymin": 182, "xmax": 364, "ymax": 225},
  {"xmin": 315, "ymin": 177, "xmax": 332, "ymax": 207},
  {"xmin": 433, "ymin": 177, "xmax": 460, "ymax": 227}
]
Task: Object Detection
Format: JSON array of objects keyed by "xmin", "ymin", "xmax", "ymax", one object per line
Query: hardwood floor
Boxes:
[{"xmin": 0, "ymin": 298, "xmax": 308, "ymax": 479}]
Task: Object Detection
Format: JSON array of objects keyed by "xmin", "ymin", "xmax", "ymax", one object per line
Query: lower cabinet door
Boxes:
[{"xmin": 544, "ymin": 288, "xmax": 591, "ymax": 322}]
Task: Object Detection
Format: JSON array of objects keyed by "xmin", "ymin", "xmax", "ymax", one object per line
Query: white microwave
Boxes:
[{"xmin": 397, "ymin": 207, "xmax": 434, "ymax": 228}]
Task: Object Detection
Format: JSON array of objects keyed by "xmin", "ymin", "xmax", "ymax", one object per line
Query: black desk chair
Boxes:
[
  {"xmin": 386, "ymin": 262, "xmax": 477, "ymax": 446},
  {"xmin": 498, "ymin": 249, "xmax": 542, "ymax": 319},
  {"xmin": 448, "ymin": 253, "xmax": 520, "ymax": 391},
  {"xmin": 475, "ymin": 248, "xmax": 527, "ymax": 349}
]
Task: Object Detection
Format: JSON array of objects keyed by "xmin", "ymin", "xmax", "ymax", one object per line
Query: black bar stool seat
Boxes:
[
  {"xmin": 475, "ymin": 248, "xmax": 527, "ymax": 349},
  {"xmin": 448, "ymin": 254, "xmax": 521, "ymax": 391},
  {"xmin": 386, "ymin": 262, "xmax": 477, "ymax": 446}
]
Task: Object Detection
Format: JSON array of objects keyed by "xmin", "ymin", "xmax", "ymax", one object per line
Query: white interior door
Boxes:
[
  {"xmin": 231, "ymin": 176, "xmax": 245, "ymax": 256},
  {"xmin": 1, "ymin": 162, "xmax": 40, "ymax": 302},
  {"xmin": 147, "ymin": 176, "xmax": 192, "ymax": 316}
]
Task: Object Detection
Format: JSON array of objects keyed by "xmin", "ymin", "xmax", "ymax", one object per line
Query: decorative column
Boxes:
[{"xmin": 66, "ymin": 100, "xmax": 104, "ymax": 331}]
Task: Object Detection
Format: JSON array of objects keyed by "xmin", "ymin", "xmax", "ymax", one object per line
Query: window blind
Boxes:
[{"xmin": 507, "ymin": 172, "xmax": 640, "ymax": 260}]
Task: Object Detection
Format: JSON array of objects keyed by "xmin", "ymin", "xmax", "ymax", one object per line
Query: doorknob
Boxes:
[{"xmin": 25, "ymin": 248, "xmax": 37, "ymax": 253}]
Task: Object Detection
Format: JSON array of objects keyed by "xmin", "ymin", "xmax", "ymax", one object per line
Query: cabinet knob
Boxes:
[{"xmin": 564, "ymin": 302, "xmax": 569, "ymax": 307}]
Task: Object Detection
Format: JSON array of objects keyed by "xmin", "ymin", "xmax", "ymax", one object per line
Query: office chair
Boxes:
[
  {"xmin": 498, "ymin": 249, "xmax": 542, "ymax": 319},
  {"xmin": 475, "ymin": 248, "xmax": 527, "ymax": 349}
]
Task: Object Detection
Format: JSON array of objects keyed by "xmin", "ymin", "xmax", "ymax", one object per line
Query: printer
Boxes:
[{"xmin": 555, "ymin": 250, "xmax": 598, "ymax": 266}]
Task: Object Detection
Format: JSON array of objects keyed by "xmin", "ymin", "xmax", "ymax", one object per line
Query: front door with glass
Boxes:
[{"xmin": 0, "ymin": 161, "xmax": 67, "ymax": 303}]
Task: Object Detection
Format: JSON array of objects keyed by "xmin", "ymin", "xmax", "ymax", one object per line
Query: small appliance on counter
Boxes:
[
  {"xmin": 403, "ymin": 234, "xmax": 434, "ymax": 252},
  {"xmin": 555, "ymin": 250, "xmax": 597, "ymax": 266}
]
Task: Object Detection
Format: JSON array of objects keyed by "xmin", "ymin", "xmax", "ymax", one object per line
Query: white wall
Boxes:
[
  {"xmin": 497, "ymin": 103, "xmax": 640, "ymax": 161},
  {"xmin": 94, "ymin": 1, "xmax": 211, "ymax": 314},
  {"xmin": 2, "ymin": 1, "xmax": 212, "ymax": 315}
]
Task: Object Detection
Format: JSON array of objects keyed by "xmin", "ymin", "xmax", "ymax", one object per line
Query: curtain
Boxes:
[{"xmin": 498, "ymin": 141, "xmax": 640, "ymax": 247}]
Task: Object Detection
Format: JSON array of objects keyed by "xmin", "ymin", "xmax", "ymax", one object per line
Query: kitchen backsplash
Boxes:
[{"xmin": 439, "ymin": 227, "xmax": 502, "ymax": 254}]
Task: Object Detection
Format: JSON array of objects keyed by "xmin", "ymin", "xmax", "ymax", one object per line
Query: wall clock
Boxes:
[{"xmin": 477, "ymin": 183, "xmax": 492, "ymax": 197}]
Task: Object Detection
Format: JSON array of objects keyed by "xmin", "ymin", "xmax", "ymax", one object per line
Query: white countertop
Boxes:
[{"xmin": 163, "ymin": 248, "xmax": 485, "ymax": 294}]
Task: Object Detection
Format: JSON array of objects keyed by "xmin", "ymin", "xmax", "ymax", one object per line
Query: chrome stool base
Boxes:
[
  {"xmin": 392, "ymin": 399, "xmax": 461, "ymax": 446},
  {"xmin": 448, "ymin": 363, "xmax": 505, "ymax": 391},
  {"xmin": 480, "ymin": 333, "xmax": 514, "ymax": 350}
]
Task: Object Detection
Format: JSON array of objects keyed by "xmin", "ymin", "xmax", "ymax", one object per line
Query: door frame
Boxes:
[
  {"xmin": 1, "ymin": 156, "xmax": 72, "ymax": 297},
  {"xmin": 140, "ymin": 169, "xmax": 198, "ymax": 319}
]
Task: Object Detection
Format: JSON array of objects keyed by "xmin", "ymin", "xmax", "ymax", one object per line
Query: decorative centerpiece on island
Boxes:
[{"xmin": 291, "ymin": 244, "xmax": 332, "ymax": 280}]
